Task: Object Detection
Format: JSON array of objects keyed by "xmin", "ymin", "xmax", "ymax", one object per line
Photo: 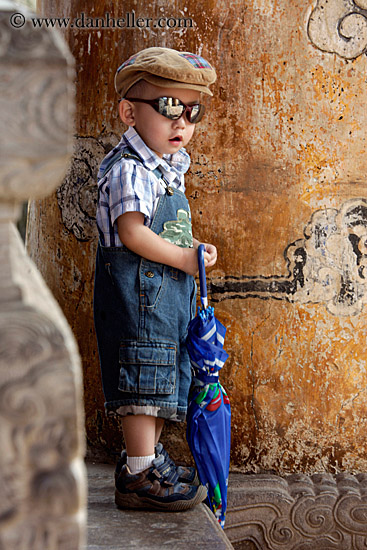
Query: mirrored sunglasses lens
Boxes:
[
  {"xmin": 156, "ymin": 98, "xmax": 205, "ymax": 123},
  {"xmin": 158, "ymin": 98, "xmax": 184, "ymax": 120},
  {"xmin": 188, "ymin": 104, "xmax": 205, "ymax": 123}
]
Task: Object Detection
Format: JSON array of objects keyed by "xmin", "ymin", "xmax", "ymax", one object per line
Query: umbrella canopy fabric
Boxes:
[
  {"xmin": 186, "ymin": 245, "xmax": 231, "ymax": 527},
  {"xmin": 186, "ymin": 307, "xmax": 228, "ymax": 375}
]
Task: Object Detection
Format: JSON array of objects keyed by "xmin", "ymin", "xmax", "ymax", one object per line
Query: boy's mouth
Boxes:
[{"xmin": 169, "ymin": 136, "xmax": 183, "ymax": 144}]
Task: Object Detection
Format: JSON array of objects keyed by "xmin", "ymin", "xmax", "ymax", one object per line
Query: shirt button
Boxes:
[{"xmin": 145, "ymin": 271, "xmax": 154, "ymax": 278}]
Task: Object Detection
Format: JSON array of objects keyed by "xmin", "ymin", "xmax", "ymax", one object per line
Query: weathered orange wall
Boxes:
[{"xmin": 29, "ymin": 0, "xmax": 367, "ymax": 472}]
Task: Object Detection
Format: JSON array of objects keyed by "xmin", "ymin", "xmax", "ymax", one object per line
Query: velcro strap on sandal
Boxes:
[{"xmin": 149, "ymin": 468, "xmax": 162, "ymax": 481}]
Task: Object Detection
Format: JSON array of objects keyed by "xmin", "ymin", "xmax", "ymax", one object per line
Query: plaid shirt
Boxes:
[{"xmin": 96, "ymin": 127, "xmax": 190, "ymax": 247}]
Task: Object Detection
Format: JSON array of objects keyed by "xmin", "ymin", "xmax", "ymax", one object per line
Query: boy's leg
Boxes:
[
  {"xmin": 120, "ymin": 415, "xmax": 165, "ymax": 454},
  {"xmin": 122, "ymin": 415, "xmax": 156, "ymax": 474},
  {"xmin": 155, "ymin": 417, "xmax": 165, "ymax": 445},
  {"xmin": 122, "ymin": 415, "xmax": 156, "ymax": 456}
]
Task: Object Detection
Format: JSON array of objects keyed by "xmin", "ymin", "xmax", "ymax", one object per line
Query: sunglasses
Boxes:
[{"xmin": 126, "ymin": 96, "xmax": 206, "ymax": 124}]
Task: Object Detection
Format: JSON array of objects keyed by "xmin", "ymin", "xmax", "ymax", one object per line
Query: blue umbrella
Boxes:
[{"xmin": 186, "ymin": 244, "xmax": 231, "ymax": 528}]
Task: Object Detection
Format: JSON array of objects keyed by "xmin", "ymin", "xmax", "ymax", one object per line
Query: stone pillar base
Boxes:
[{"xmin": 225, "ymin": 473, "xmax": 367, "ymax": 549}]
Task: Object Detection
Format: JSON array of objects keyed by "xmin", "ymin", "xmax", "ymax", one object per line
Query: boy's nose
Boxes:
[{"xmin": 173, "ymin": 114, "xmax": 186, "ymax": 129}]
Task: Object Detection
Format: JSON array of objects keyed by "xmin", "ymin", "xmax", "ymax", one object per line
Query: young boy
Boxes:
[{"xmin": 93, "ymin": 47, "xmax": 217, "ymax": 510}]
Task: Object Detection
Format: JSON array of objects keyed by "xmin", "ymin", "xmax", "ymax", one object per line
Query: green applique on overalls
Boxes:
[{"xmin": 159, "ymin": 208, "xmax": 193, "ymax": 248}]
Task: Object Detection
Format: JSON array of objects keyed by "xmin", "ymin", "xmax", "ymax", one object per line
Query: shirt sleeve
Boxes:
[{"xmin": 108, "ymin": 161, "xmax": 154, "ymax": 227}]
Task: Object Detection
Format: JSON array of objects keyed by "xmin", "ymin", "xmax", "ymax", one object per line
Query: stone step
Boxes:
[{"xmin": 86, "ymin": 461, "xmax": 234, "ymax": 550}]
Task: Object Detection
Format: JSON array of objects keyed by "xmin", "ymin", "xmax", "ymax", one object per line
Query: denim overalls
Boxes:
[{"xmin": 93, "ymin": 151, "xmax": 196, "ymax": 422}]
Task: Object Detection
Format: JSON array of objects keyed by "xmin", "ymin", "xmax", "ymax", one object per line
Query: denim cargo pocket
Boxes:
[{"xmin": 118, "ymin": 341, "xmax": 177, "ymax": 395}]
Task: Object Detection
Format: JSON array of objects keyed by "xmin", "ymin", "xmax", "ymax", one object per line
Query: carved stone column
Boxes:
[{"xmin": 0, "ymin": 2, "xmax": 86, "ymax": 549}]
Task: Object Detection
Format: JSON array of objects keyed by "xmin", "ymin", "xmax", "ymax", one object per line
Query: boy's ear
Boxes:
[{"xmin": 119, "ymin": 99, "xmax": 136, "ymax": 126}]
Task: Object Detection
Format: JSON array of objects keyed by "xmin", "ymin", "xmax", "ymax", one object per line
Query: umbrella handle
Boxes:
[{"xmin": 198, "ymin": 244, "xmax": 208, "ymax": 309}]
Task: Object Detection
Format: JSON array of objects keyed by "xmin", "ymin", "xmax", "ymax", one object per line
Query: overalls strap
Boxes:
[{"xmin": 100, "ymin": 145, "xmax": 163, "ymax": 181}]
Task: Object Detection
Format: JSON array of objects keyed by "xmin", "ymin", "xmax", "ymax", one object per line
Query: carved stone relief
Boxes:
[
  {"xmin": 0, "ymin": 2, "xmax": 85, "ymax": 549},
  {"xmin": 0, "ymin": 6, "xmax": 74, "ymax": 202},
  {"xmin": 225, "ymin": 473, "xmax": 367, "ymax": 550},
  {"xmin": 211, "ymin": 199, "xmax": 367, "ymax": 316},
  {"xmin": 308, "ymin": 0, "xmax": 367, "ymax": 59}
]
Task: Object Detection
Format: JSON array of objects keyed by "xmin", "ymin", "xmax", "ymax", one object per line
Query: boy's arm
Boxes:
[{"xmin": 117, "ymin": 212, "xmax": 216, "ymax": 276}]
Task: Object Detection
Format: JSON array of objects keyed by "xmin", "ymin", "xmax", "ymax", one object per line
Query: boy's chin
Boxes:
[{"xmin": 155, "ymin": 146, "xmax": 184, "ymax": 157}]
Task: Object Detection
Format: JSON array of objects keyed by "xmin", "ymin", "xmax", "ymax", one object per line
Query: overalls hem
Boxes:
[{"xmin": 105, "ymin": 400, "xmax": 187, "ymax": 422}]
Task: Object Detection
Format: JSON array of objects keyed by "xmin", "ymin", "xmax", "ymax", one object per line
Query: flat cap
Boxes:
[{"xmin": 115, "ymin": 47, "xmax": 216, "ymax": 97}]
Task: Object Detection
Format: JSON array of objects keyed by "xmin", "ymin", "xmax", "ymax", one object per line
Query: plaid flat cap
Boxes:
[{"xmin": 115, "ymin": 47, "xmax": 216, "ymax": 97}]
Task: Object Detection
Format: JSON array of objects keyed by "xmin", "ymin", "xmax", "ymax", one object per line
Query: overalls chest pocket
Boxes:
[{"xmin": 139, "ymin": 259, "xmax": 167, "ymax": 309}]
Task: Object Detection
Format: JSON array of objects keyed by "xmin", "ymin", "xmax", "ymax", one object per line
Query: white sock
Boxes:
[{"xmin": 127, "ymin": 454, "xmax": 155, "ymax": 474}]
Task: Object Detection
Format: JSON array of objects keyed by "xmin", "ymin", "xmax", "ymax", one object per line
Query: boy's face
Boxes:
[{"xmin": 119, "ymin": 83, "xmax": 200, "ymax": 158}]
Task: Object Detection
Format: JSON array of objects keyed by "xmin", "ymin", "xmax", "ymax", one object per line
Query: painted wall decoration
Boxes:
[
  {"xmin": 308, "ymin": 0, "xmax": 367, "ymax": 59},
  {"xmin": 211, "ymin": 199, "xmax": 367, "ymax": 317},
  {"xmin": 56, "ymin": 136, "xmax": 118, "ymax": 242}
]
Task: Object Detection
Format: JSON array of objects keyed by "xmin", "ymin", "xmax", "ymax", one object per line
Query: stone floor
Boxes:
[{"xmin": 86, "ymin": 461, "xmax": 234, "ymax": 550}]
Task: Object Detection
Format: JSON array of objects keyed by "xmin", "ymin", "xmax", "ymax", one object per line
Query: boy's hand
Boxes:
[
  {"xmin": 192, "ymin": 239, "xmax": 217, "ymax": 269},
  {"xmin": 201, "ymin": 242, "xmax": 217, "ymax": 268},
  {"xmin": 180, "ymin": 242, "xmax": 217, "ymax": 276}
]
